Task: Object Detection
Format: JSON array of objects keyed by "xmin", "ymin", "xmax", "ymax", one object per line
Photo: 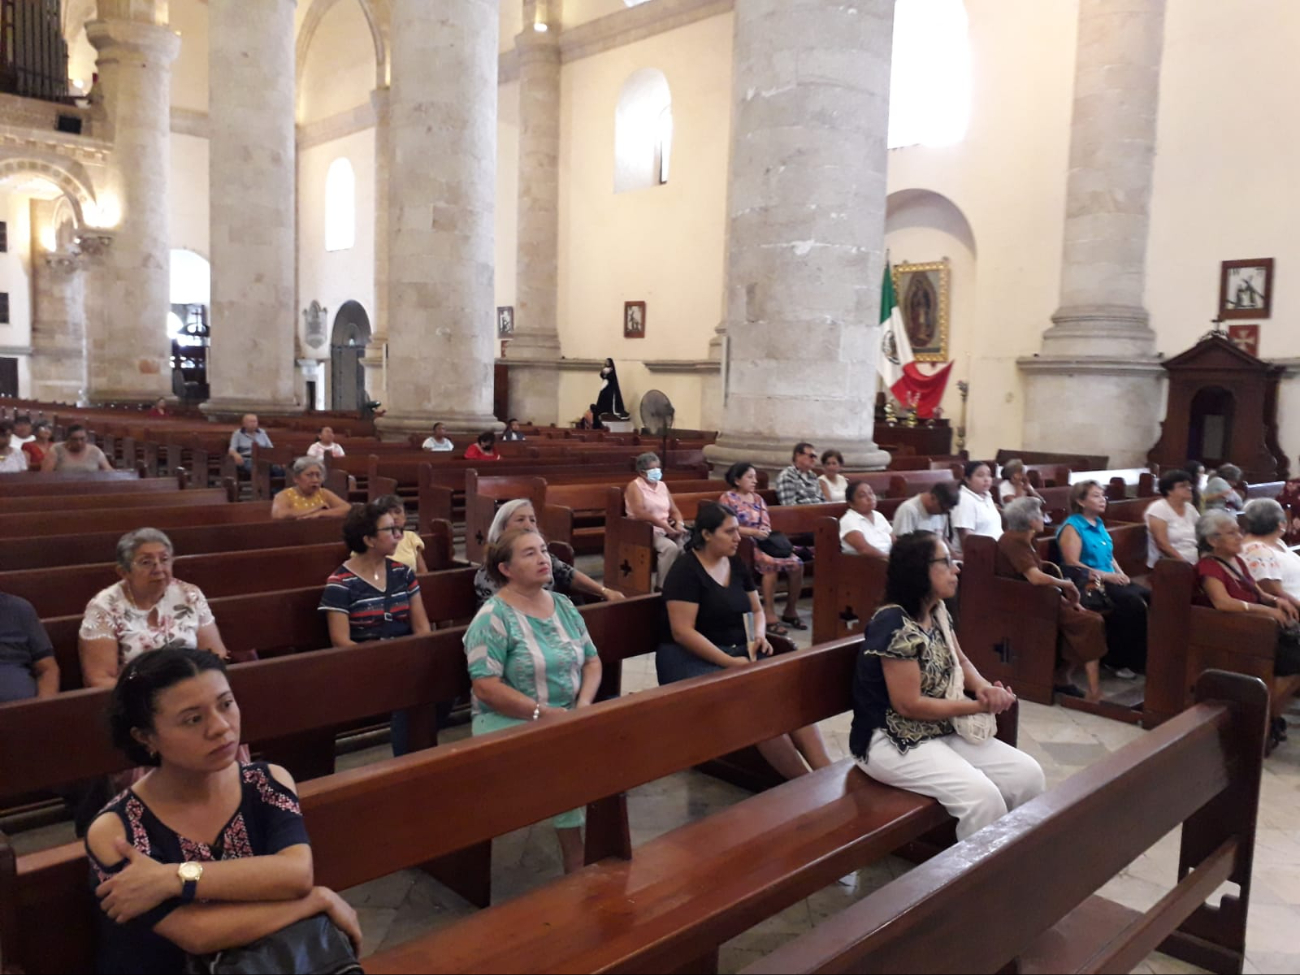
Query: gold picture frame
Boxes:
[{"xmin": 892, "ymin": 260, "xmax": 950, "ymax": 362}]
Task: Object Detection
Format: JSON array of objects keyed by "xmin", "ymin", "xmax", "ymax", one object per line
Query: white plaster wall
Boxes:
[
  {"xmin": 169, "ymin": 133, "xmax": 209, "ymax": 257},
  {"xmin": 0, "ymin": 191, "xmax": 33, "ymax": 393},
  {"xmin": 297, "ymin": 128, "xmax": 377, "ymax": 359},
  {"xmin": 297, "ymin": 0, "xmax": 376, "ymax": 124},
  {"xmin": 500, "ymin": 0, "xmax": 524, "ymax": 52},
  {"xmin": 169, "ymin": 0, "xmax": 209, "ymax": 114},
  {"xmin": 1145, "ymin": 0, "xmax": 1300, "ymax": 464},
  {"xmin": 554, "ymin": 12, "xmax": 732, "ymax": 430},
  {"xmin": 562, "ymin": 0, "xmax": 629, "ymax": 30}
]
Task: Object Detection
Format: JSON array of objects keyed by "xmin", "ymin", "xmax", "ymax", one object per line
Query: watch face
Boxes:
[{"xmin": 179, "ymin": 862, "xmax": 203, "ymax": 881}]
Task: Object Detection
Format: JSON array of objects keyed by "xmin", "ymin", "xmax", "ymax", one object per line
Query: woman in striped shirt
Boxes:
[{"xmin": 319, "ymin": 502, "xmax": 432, "ymax": 754}]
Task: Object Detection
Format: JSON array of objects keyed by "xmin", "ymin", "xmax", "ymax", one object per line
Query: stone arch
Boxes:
[
  {"xmin": 297, "ymin": 0, "xmax": 387, "ymax": 92},
  {"xmin": 0, "ymin": 154, "xmax": 98, "ymax": 228}
]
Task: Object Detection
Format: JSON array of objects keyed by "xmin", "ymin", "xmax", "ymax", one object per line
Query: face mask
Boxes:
[{"xmin": 646, "ymin": 468, "xmax": 663, "ymax": 483}]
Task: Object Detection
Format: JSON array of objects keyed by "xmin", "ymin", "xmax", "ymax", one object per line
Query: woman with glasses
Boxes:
[
  {"xmin": 80, "ymin": 529, "xmax": 231, "ymax": 690},
  {"xmin": 41, "ymin": 423, "xmax": 113, "ymax": 472},
  {"xmin": 319, "ymin": 502, "xmax": 432, "ymax": 754},
  {"xmin": 850, "ymin": 530, "xmax": 1044, "ymax": 840},
  {"xmin": 1195, "ymin": 509, "xmax": 1300, "ymax": 683}
]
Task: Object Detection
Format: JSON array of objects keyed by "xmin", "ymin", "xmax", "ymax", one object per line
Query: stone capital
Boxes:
[
  {"xmin": 76, "ymin": 231, "xmax": 116, "ymax": 260},
  {"xmin": 85, "ymin": 18, "xmax": 181, "ymax": 63},
  {"xmin": 40, "ymin": 250, "xmax": 87, "ymax": 275}
]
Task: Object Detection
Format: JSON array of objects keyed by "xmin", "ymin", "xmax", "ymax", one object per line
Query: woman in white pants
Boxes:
[{"xmin": 849, "ymin": 530, "xmax": 1045, "ymax": 840}]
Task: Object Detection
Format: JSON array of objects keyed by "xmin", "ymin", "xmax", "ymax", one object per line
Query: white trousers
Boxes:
[
  {"xmin": 654, "ymin": 533, "xmax": 682, "ymax": 585},
  {"xmin": 857, "ymin": 729, "xmax": 1046, "ymax": 841}
]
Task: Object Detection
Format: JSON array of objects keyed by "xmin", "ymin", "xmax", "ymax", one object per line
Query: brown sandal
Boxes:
[{"xmin": 766, "ymin": 618, "xmax": 789, "ymax": 637}]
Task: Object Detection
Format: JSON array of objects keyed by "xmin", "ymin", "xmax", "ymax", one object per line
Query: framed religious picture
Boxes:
[
  {"xmin": 1218, "ymin": 258, "xmax": 1273, "ymax": 320},
  {"xmin": 624, "ymin": 300, "xmax": 646, "ymax": 339},
  {"xmin": 892, "ymin": 260, "xmax": 951, "ymax": 362},
  {"xmin": 497, "ymin": 306, "xmax": 514, "ymax": 338},
  {"xmin": 1227, "ymin": 324, "xmax": 1260, "ymax": 358}
]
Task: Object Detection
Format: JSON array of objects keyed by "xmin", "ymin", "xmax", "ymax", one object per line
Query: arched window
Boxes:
[
  {"xmin": 615, "ymin": 69, "xmax": 672, "ymax": 194},
  {"xmin": 888, "ymin": 0, "xmax": 972, "ymax": 149},
  {"xmin": 324, "ymin": 157, "xmax": 356, "ymax": 252}
]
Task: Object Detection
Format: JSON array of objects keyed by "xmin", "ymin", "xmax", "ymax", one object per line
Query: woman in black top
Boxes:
[
  {"xmin": 85, "ymin": 648, "xmax": 360, "ymax": 974},
  {"xmin": 658, "ymin": 502, "xmax": 832, "ymax": 779}
]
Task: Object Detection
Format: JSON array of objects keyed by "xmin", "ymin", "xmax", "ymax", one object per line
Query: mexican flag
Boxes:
[{"xmin": 877, "ymin": 261, "xmax": 953, "ymax": 418}]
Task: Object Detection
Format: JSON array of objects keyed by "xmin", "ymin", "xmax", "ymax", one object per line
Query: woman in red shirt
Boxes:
[
  {"xmin": 21, "ymin": 421, "xmax": 54, "ymax": 470},
  {"xmin": 464, "ymin": 432, "xmax": 501, "ymax": 461}
]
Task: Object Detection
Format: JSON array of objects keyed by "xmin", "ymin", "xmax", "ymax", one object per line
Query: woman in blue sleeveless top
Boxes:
[{"xmin": 1057, "ymin": 481, "xmax": 1148, "ymax": 676}]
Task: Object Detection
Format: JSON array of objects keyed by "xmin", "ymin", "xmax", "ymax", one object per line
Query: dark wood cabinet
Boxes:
[
  {"xmin": 1148, "ymin": 335, "xmax": 1288, "ymax": 481},
  {"xmin": 874, "ymin": 420, "xmax": 952, "ymax": 457}
]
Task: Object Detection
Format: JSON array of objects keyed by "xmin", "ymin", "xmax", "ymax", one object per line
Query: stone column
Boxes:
[
  {"xmin": 1019, "ymin": 0, "xmax": 1167, "ymax": 465},
  {"xmin": 362, "ymin": 85, "xmax": 391, "ymax": 406},
  {"xmin": 203, "ymin": 0, "xmax": 299, "ymax": 417},
  {"xmin": 705, "ymin": 0, "xmax": 893, "ymax": 473},
  {"xmin": 378, "ymin": 0, "xmax": 499, "ymax": 435},
  {"xmin": 506, "ymin": 0, "xmax": 563, "ymax": 425},
  {"xmin": 29, "ymin": 250, "xmax": 88, "ymax": 402},
  {"xmin": 84, "ymin": 1, "xmax": 179, "ymax": 402}
]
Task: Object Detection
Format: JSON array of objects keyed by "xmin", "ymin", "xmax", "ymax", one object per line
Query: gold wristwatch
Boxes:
[{"xmin": 178, "ymin": 861, "xmax": 203, "ymax": 904}]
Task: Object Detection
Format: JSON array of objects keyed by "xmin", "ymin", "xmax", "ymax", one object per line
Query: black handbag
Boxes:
[
  {"xmin": 185, "ymin": 914, "xmax": 363, "ymax": 975},
  {"xmin": 756, "ymin": 531, "xmax": 795, "ymax": 559},
  {"xmin": 1058, "ymin": 563, "xmax": 1114, "ymax": 613}
]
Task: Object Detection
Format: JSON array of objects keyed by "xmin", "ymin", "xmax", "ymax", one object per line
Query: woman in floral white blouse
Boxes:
[{"xmin": 79, "ymin": 529, "xmax": 231, "ymax": 690}]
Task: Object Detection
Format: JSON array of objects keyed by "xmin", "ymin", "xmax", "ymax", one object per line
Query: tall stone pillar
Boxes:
[
  {"xmin": 506, "ymin": 0, "xmax": 563, "ymax": 425},
  {"xmin": 362, "ymin": 85, "xmax": 391, "ymax": 406},
  {"xmin": 1019, "ymin": 0, "xmax": 1167, "ymax": 465},
  {"xmin": 203, "ymin": 0, "xmax": 299, "ymax": 417},
  {"xmin": 84, "ymin": 1, "xmax": 179, "ymax": 403},
  {"xmin": 378, "ymin": 0, "xmax": 498, "ymax": 435},
  {"xmin": 705, "ymin": 0, "xmax": 893, "ymax": 473},
  {"xmin": 30, "ymin": 250, "xmax": 88, "ymax": 403}
]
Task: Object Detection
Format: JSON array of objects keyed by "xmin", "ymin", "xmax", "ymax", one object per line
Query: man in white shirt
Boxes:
[
  {"xmin": 892, "ymin": 482, "xmax": 959, "ymax": 545},
  {"xmin": 422, "ymin": 422, "xmax": 454, "ymax": 452},
  {"xmin": 0, "ymin": 423, "xmax": 29, "ymax": 472},
  {"xmin": 10, "ymin": 415, "xmax": 34, "ymax": 446}
]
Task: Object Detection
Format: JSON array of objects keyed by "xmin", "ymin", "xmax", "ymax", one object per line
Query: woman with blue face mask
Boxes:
[{"xmin": 625, "ymin": 452, "xmax": 687, "ymax": 588}]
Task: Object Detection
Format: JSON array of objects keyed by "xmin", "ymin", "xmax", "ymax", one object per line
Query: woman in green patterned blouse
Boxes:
[
  {"xmin": 464, "ymin": 527, "xmax": 603, "ymax": 874},
  {"xmin": 848, "ymin": 531, "xmax": 1044, "ymax": 840}
]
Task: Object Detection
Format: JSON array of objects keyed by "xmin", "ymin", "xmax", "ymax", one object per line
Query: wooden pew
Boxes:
[
  {"xmin": 1144, "ymin": 558, "xmax": 1300, "ymax": 744},
  {"xmin": 2, "ymin": 517, "xmax": 390, "ymax": 572},
  {"xmin": 2, "ymin": 531, "xmax": 456, "ymax": 621},
  {"xmin": 891, "ymin": 470, "xmax": 960, "ymax": 497},
  {"xmin": 601, "ymin": 487, "xmax": 775, "ymax": 596},
  {"xmin": 9, "ymin": 597, "xmax": 910, "ymax": 972},
  {"xmin": 741, "ymin": 669, "xmax": 1267, "ymax": 975},
  {"xmin": 39, "ymin": 561, "xmax": 477, "ymax": 690},
  {"xmin": 0, "ymin": 472, "xmax": 178, "ymax": 496},
  {"xmin": 0, "ymin": 499, "xmax": 271, "ymax": 539},
  {"xmin": 996, "ymin": 448, "xmax": 1108, "ymax": 470},
  {"xmin": 957, "ymin": 526, "xmax": 1150, "ymax": 710},
  {"xmin": 0, "ymin": 486, "xmax": 231, "ymax": 514},
  {"xmin": 811, "ymin": 517, "xmax": 889, "ymax": 644}
]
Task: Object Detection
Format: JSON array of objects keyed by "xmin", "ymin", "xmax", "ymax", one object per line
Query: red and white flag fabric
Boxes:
[{"xmin": 877, "ymin": 261, "xmax": 953, "ymax": 418}]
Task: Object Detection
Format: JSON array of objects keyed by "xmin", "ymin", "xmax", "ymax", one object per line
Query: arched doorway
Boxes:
[
  {"xmin": 1188, "ymin": 386, "xmax": 1235, "ymax": 468},
  {"xmin": 330, "ymin": 301, "xmax": 371, "ymax": 412}
]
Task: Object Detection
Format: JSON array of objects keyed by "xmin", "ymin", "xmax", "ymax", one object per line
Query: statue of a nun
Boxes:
[{"xmin": 595, "ymin": 358, "xmax": 629, "ymax": 419}]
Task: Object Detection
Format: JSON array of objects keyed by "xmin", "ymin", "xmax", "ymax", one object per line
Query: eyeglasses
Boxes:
[
  {"xmin": 378, "ymin": 526, "xmax": 405, "ymax": 537},
  {"xmin": 929, "ymin": 557, "xmax": 961, "ymax": 568},
  {"xmin": 133, "ymin": 556, "xmax": 172, "ymax": 570},
  {"xmin": 800, "ymin": 451, "xmax": 817, "ymax": 459}
]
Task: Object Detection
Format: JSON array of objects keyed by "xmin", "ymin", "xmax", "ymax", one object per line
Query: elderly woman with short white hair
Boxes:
[
  {"xmin": 994, "ymin": 497, "xmax": 1107, "ymax": 702},
  {"xmin": 473, "ymin": 498, "xmax": 626, "ymax": 606},
  {"xmin": 271, "ymin": 456, "xmax": 350, "ymax": 521},
  {"xmin": 1242, "ymin": 498, "xmax": 1300, "ymax": 609},
  {"xmin": 625, "ymin": 451, "xmax": 687, "ymax": 586},
  {"xmin": 1194, "ymin": 508, "xmax": 1300, "ymax": 680},
  {"xmin": 79, "ymin": 528, "xmax": 231, "ymax": 690}
]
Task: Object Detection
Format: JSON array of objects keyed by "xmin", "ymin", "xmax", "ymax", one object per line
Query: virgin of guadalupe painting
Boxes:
[{"xmin": 892, "ymin": 260, "xmax": 951, "ymax": 362}]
